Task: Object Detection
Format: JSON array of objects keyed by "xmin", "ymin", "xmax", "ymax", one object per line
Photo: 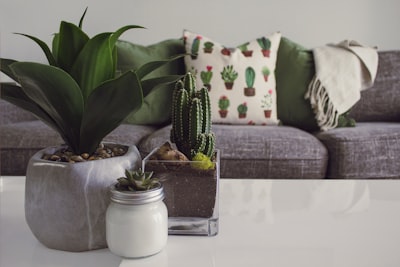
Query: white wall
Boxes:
[{"xmin": 1, "ymin": 0, "xmax": 399, "ymax": 74}]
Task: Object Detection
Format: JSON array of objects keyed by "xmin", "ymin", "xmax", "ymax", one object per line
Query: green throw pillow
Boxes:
[
  {"xmin": 116, "ymin": 39, "xmax": 185, "ymax": 125},
  {"xmin": 275, "ymin": 37, "xmax": 319, "ymax": 131},
  {"xmin": 275, "ymin": 37, "xmax": 355, "ymax": 132}
]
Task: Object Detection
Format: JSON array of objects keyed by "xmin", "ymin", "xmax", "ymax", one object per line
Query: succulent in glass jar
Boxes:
[{"xmin": 115, "ymin": 169, "xmax": 160, "ymax": 191}]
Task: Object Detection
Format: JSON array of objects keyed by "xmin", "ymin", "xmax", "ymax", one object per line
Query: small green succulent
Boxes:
[
  {"xmin": 220, "ymin": 65, "xmax": 238, "ymax": 83},
  {"xmin": 191, "ymin": 152, "xmax": 215, "ymax": 170},
  {"xmin": 115, "ymin": 169, "xmax": 160, "ymax": 191}
]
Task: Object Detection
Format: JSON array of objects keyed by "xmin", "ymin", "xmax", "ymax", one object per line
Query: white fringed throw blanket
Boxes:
[{"xmin": 305, "ymin": 40, "xmax": 379, "ymax": 131}]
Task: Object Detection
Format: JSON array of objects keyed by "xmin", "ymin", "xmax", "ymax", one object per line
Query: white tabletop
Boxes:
[{"xmin": 1, "ymin": 176, "xmax": 400, "ymax": 267}]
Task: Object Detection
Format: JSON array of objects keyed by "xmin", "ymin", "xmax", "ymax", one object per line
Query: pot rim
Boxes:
[{"xmin": 109, "ymin": 183, "xmax": 165, "ymax": 205}]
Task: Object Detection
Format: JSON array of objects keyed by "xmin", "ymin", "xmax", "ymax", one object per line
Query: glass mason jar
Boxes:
[{"xmin": 106, "ymin": 184, "xmax": 168, "ymax": 258}]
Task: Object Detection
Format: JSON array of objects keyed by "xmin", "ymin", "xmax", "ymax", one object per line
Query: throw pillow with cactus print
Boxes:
[{"xmin": 183, "ymin": 30, "xmax": 281, "ymax": 125}]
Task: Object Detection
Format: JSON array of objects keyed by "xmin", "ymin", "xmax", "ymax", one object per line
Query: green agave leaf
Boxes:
[
  {"xmin": 136, "ymin": 54, "xmax": 186, "ymax": 80},
  {"xmin": 52, "ymin": 6, "xmax": 87, "ymax": 63},
  {"xmin": 0, "ymin": 58, "xmax": 19, "ymax": 81},
  {"xmin": 80, "ymin": 70, "xmax": 142, "ymax": 154},
  {"xmin": 112, "ymin": 46, "xmax": 118, "ymax": 75},
  {"xmin": 15, "ymin": 33, "xmax": 57, "ymax": 66},
  {"xmin": 70, "ymin": 32, "xmax": 112, "ymax": 100},
  {"xmin": 52, "ymin": 33, "xmax": 60, "ymax": 62},
  {"xmin": 110, "ymin": 25, "xmax": 145, "ymax": 46},
  {"xmin": 10, "ymin": 62, "xmax": 84, "ymax": 152},
  {"xmin": 70, "ymin": 25, "xmax": 144, "ymax": 101},
  {"xmin": 0, "ymin": 82, "xmax": 68, "ymax": 142},
  {"xmin": 141, "ymin": 74, "xmax": 184, "ymax": 97},
  {"xmin": 56, "ymin": 21, "xmax": 89, "ymax": 72},
  {"xmin": 78, "ymin": 7, "xmax": 88, "ymax": 29}
]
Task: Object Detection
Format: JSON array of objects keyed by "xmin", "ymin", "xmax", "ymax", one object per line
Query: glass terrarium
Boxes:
[{"xmin": 142, "ymin": 148, "xmax": 220, "ymax": 236}]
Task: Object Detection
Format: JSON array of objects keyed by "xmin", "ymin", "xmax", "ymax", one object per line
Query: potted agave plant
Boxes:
[
  {"xmin": 220, "ymin": 65, "xmax": 238, "ymax": 89},
  {"xmin": 238, "ymin": 42, "xmax": 253, "ymax": 57},
  {"xmin": 218, "ymin": 95, "xmax": 230, "ymax": 118},
  {"xmin": 237, "ymin": 102, "xmax": 248, "ymax": 119},
  {"xmin": 244, "ymin": 67, "xmax": 256, "ymax": 96},
  {"xmin": 261, "ymin": 89, "xmax": 274, "ymax": 118},
  {"xmin": 142, "ymin": 72, "xmax": 220, "ymax": 236},
  {"xmin": 106, "ymin": 169, "xmax": 167, "ymax": 258},
  {"xmin": 257, "ymin": 37, "xmax": 271, "ymax": 57},
  {"xmin": 200, "ymin": 65, "xmax": 213, "ymax": 90},
  {"xmin": 203, "ymin": 41, "xmax": 214, "ymax": 53},
  {"xmin": 0, "ymin": 9, "xmax": 180, "ymax": 252}
]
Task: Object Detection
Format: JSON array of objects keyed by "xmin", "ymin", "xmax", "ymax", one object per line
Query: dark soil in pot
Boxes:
[{"xmin": 145, "ymin": 161, "xmax": 218, "ymax": 218}]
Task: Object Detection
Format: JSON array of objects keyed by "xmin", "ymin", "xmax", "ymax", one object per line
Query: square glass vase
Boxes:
[{"xmin": 142, "ymin": 148, "xmax": 220, "ymax": 236}]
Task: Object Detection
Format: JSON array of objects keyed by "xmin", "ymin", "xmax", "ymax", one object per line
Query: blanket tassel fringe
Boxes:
[{"xmin": 306, "ymin": 77, "xmax": 340, "ymax": 131}]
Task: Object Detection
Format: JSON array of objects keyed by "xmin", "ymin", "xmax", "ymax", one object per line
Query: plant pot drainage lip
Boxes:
[{"xmin": 109, "ymin": 184, "xmax": 165, "ymax": 205}]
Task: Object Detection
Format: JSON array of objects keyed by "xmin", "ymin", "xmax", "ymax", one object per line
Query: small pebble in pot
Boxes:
[{"xmin": 42, "ymin": 143, "xmax": 128, "ymax": 163}]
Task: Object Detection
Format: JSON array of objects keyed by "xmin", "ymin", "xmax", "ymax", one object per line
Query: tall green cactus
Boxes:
[
  {"xmin": 191, "ymin": 36, "xmax": 201, "ymax": 59},
  {"xmin": 245, "ymin": 67, "xmax": 256, "ymax": 88},
  {"xmin": 171, "ymin": 72, "xmax": 215, "ymax": 160}
]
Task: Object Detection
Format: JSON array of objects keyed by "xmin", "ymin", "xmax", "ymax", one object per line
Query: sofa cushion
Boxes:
[
  {"xmin": 116, "ymin": 39, "xmax": 186, "ymax": 126},
  {"xmin": 138, "ymin": 124, "xmax": 328, "ymax": 179},
  {"xmin": 350, "ymin": 50, "xmax": 400, "ymax": 122},
  {"xmin": 183, "ymin": 30, "xmax": 281, "ymax": 126},
  {"xmin": 315, "ymin": 122, "xmax": 400, "ymax": 178},
  {"xmin": 0, "ymin": 121, "xmax": 157, "ymax": 175}
]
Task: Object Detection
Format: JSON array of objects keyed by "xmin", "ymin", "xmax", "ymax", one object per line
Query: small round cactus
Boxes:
[{"xmin": 218, "ymin": 96, "xmax": 230, "ymax": 110}]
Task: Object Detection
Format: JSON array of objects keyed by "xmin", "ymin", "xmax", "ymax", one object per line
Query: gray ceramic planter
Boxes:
[{"xmin": 25, "ymin": 144, "xmax": 141, "ymax": 252}]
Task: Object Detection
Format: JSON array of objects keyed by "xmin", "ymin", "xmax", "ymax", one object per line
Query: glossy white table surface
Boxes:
[{"xmin": 1, "ymin": 176, "xmax": 400, "ymax": 267}]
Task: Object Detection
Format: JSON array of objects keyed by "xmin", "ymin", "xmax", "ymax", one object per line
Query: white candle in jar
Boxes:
[{"xmin": 106, "ymin": 184, "xmax": 168, "ymax": 258}]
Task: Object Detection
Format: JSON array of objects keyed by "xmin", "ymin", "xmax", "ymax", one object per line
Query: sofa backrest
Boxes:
[
  {"xmin": 0, "ymin": 99, "xmax": 37, "ymax": 125},
  {"xmin": 350, "ymin": 50, "xmax": 400, "ymax": 122}
]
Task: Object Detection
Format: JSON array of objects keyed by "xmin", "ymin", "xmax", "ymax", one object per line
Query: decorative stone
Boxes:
[
  {"xmin": 70, "ymin": 155, "xmax": 84, "ymax": 162},
  {"xmin": 50, "ymin": 155, "xmax": 60, "ymax": 161},
  {"xmin": 41, "ymin": 143, "xmax": 128, "ymax": 163},
  {"xmin": 25, "ymin": 144, "xmax": 141, "ymax": 252}
]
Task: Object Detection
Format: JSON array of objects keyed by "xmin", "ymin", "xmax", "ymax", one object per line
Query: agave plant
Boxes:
[
  {"xmin": 0, "ymin": 8, "xmax": 181, "ymax": 155},
  {"xmin": 115, "ymin": 169, "xmax": 160, "ymax": 191}
]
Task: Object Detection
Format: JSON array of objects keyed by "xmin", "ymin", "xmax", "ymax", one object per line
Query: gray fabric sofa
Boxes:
[{"xmin": 1, "ymin": 50, "xmax": 399, "ymax": 178}]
